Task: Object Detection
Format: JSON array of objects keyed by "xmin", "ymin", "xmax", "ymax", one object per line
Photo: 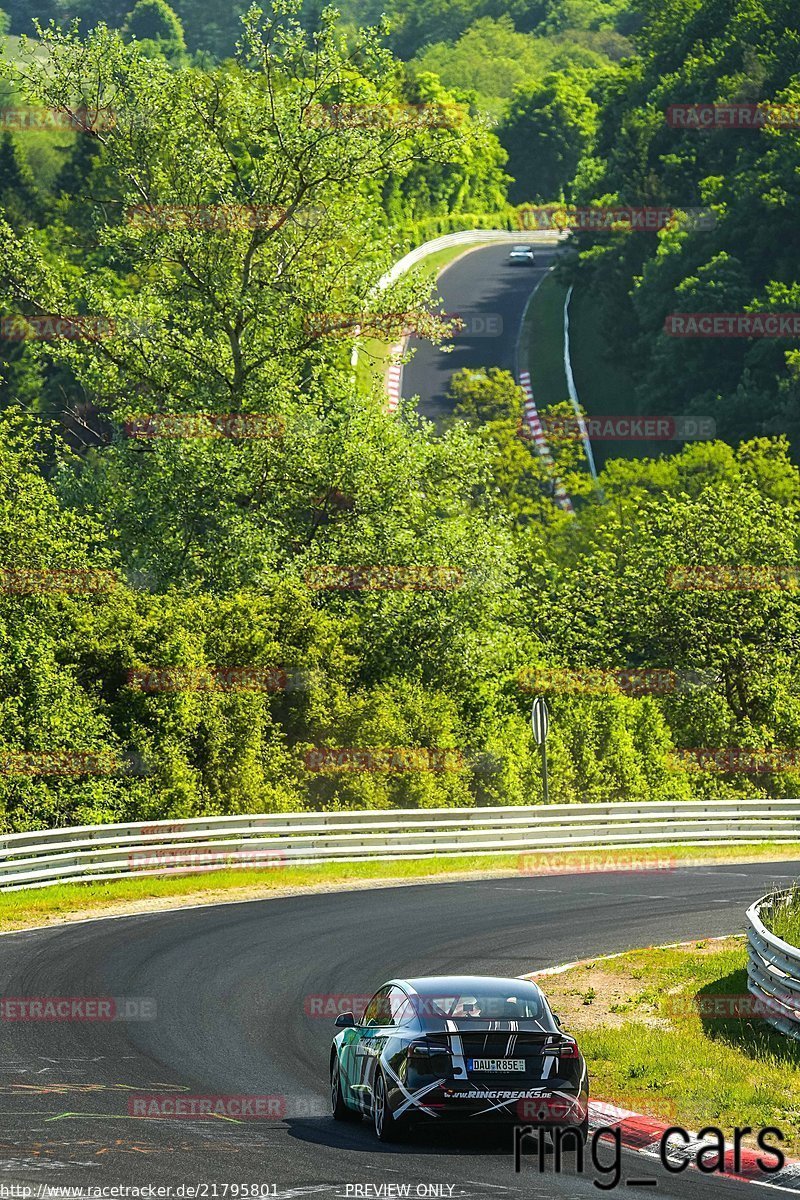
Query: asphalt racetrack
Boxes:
[
  {"xmin": 0, "ymin": 860, "xmax": 797, "ymax": 1195},
  {"xmin": 401, "ymin": 242, "xmax": 559, "ymax": 422}
]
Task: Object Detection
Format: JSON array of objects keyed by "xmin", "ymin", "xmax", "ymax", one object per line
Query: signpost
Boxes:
[{"xmin": 531, "ymin": 696, "xmax": 550, "ymax": 804}]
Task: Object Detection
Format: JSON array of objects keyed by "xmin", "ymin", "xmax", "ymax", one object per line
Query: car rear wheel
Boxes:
[
  {"xmin": 372, "ymin": 1071, "xmax": 406, "ymax": 1142},
  {"xmin": 331, "ymin": 1059, "xmax": 360, "ymax": 1122}
]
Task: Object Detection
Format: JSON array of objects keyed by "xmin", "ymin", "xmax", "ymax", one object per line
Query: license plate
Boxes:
[{"xmin": 469, "ymin": 1058, "xmax": 525, "ymax": 1072}]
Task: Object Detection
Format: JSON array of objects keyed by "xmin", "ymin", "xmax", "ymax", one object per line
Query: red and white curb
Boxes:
[
  {"xmin": 386, "ymin": 343, "xmax": 404, "ymax": 413},
  {"xmin": 351, "ymin": 331, "xmax": 403, "ymax": 413},
  {"xmin": 518, "ymin": 370, "xmax": 573, "ymax": 514},
  {"xmin": 589, "ymin": 1102, "xmax": 800, "ymax": 1190}
]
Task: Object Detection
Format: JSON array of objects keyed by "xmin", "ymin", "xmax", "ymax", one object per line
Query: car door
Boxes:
[{"xmin": 344, "ymin": 986, "xmax": 394, "ymax": 1114}]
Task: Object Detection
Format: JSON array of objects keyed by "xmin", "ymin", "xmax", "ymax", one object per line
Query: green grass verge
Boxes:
[
  {"xmin": 568, "ymin": 287, "xmax": 637, "ymax": 418},
  {"xmin": 526, "ymin": 270, "xmax": 568, "ymax": 405},
  {"xmin": 0, "ymin": 34, "xmax": 48, "ymax": 64},
  {"xmin": 415, "ymin": 240, "xmax": 488, "ymax": 283},
  {"xmin": 1, "ymin": 842, "xmax": 799, "ymax": 933},
  {"xmin": 528, "ymin": 276, "xmax": 663, "ymax": 467},
  {"xmin": 760, "ymin": 886, "xmax": 800, "ymax": 947},
  {"xmin": 353, "ymin": 334, "xmax": 392, "ymax": 394},
  {"xmin": 541, "ymin": 938, "xmax": 800, "ymax": 1153},
  {"xmin": 568, "ymin": 288, "xmax": 654, "ymax": 467}
]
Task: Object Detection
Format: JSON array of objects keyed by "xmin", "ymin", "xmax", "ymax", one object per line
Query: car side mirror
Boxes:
[
  {"xmin": 553, "ymin": 1013, "xmax": 562, "ymax": 1027},
  {"xmin": 335, "ymin": 1011, "xmax": 356, "ymax": 1028}
]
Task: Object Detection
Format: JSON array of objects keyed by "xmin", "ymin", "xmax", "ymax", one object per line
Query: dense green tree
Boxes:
[
  {"xmin": 411, "ymin": 16, "xmax": 613, "ymax": 111},
  {"xmin": 523, "ymin": 438, "xmax": 800, "ymax": 796},
  {"xmin": 1, "ymin": 0, "xmax": 799, "ymax": 833},
  {"xmin": 0, "ymin": 130, "xmax": 40, "ymax": 226},
  {"xmin": 122, "ymin": 0, "xmax": 187, "ymax": 59},
  {"xmin": 499, "ymin": 71, "xmax": 600, "ymax": 202},
  {"xmin": 448, "ymin": 365, "xmax": 526, "ymax": 423},
  {"xmin": 3, "ymin": 0, "xmax": 58, "ymax": 34},
  {"xmin": 562, "ymin": 0, "xmax": 800, "ymax": 445}
]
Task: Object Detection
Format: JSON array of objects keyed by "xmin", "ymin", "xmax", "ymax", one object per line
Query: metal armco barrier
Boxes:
[
  {"xmin": 377, "ymin": 228, "xmax": 564, "ymax": 290},
  {"xmin": 1, "ymin": 799, "xmax": 800, "ymax": 891},
  {"xmin": 747, "ymin": 890, "xmax": 800, "ymax": 1039}
]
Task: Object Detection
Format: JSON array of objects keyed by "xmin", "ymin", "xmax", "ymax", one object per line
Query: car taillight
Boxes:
[
  {"xmin": 556, "ymin": 1038, "xmax": 579, "ymax": 1060},
  {"xmin": 407, "ymin": 1040, "xmax": 450, "ymax": 1062},
  {"xmin": 407, "ymin": 1040, "xmax": 436, "ymax": 1058}
]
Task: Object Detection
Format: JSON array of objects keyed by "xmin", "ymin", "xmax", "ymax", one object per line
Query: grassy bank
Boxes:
[
  {"xmin": 568, "ymin": 287, "xmax": 649, "ymax": 466},
  {"xmin": 1, "ymin": 843, "xmax": 799, "ymax": 933},
  {"xmin": 531, "ymin": 937, "xmax": 800, "ymax": 1153},
  {"xmin": 761, "ymin": 886, "xmax": 800, "ymax": 946},
  {"xmin": 568, "ymin": 287, "xmax": 637, "ymax": 417},
  {"xmin": 527, "ymin": 276, "xmax": 661, "ymax": 466},
  {"xmin": 525, "ymin": 270, "xmax": 568, "ymax": 404}
]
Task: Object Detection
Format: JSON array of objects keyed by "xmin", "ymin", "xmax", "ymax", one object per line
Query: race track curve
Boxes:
[
  {"xmin": 401, "ymin": 241, "xmax": 559, "ymax": 423},
  {"xmin": 0, "ymin": 859, "xmax": 796, "ymax": 1196}
]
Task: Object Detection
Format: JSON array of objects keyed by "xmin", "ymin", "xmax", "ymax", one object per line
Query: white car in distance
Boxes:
[{"xmin": 508, "ymin": 244, "xmax": 536, "ymax": 265}]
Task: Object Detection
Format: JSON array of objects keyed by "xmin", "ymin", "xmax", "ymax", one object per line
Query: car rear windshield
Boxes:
[{"xmin": 409, "ymin": 987, "xmax": 545, "ymax": 1020}]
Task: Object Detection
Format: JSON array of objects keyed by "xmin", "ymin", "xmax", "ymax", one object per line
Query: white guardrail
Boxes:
[
  {"xmin": 1, "ymin": 799, "xmax": 800, "ymax": 891},
  {"xmin": 747, "ymin": 890, "xmax": 800, "ymax": 1039},
  {"xmin": 378, "ymin": 228, "xmax": 564, "ymax": 290}
]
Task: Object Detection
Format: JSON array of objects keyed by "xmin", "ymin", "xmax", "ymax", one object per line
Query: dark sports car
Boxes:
[{"xmin": 330, "ymin": 974, "xmax": 589, "ymax": 1142}]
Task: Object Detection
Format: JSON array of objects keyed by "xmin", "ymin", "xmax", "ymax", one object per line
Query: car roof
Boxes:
[
  {"xmin": 388, "ymin": 975, "xmax": 545, "ymax": 997},
  {"xmin": 511, "ymin": 244, "xmax": 533, "ymax": 251}
]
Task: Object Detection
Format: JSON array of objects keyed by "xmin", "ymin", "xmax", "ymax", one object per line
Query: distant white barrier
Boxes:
[
  {"xmin": 378, "ymin": 229, "xmax": 563, "ymax": 290},
  {"xmin": 2, "ymin": 799, "xmax": 800, "ymax": 891},
  {"xmin": 563, "ymin": 283, "xmax": 599, "ymax": 485}
]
